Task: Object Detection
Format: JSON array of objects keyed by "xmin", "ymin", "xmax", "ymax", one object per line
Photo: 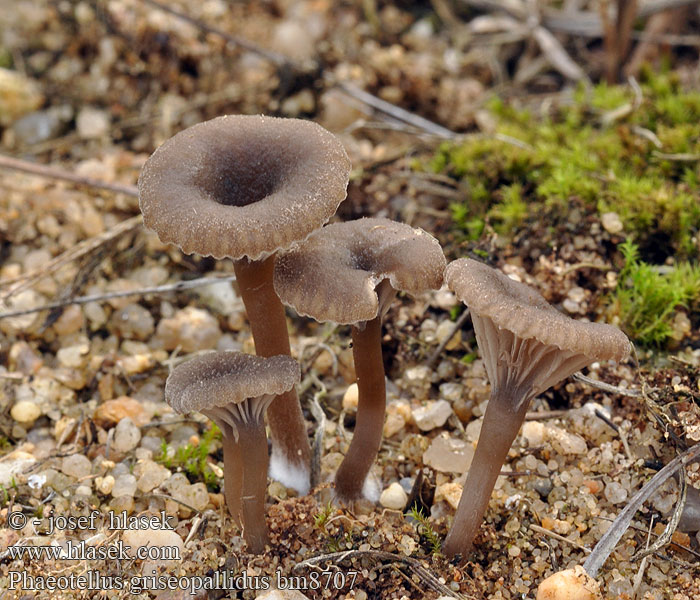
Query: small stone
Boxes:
[
  {"xmin": 0, "ymin": 451, "xmax": 37, "ymax": 486},
  {"xmin": 155, "ymin": 307, "xmax": 221, "ymax": 352},
  {"xmin": 122, "ymin": 528, "xmax": 183, "ymax": 574},
  {"xmin": 342, "ymin": 383, "xmax": 359, "ymax": 412},
  {"xmin": 413, "ymin": 400, "xmax": 452, "ymax": 431},
  {"xmin": 439, "ymin": 382, "xmax": 463, "ymax": 403},
  {"xmin": 271, "ymin": 20, "xmax": 316, "ymax": 62},
  {"xmin": 0, "ymin": 289, "xmax": 45, "ymax": 334},
  {"xmin": 11, "ymin": 401, "xmax": 41, "ymax": 424},
  {"xmin": 435, "ymin": 320, "xmax": 461, "ymax": 350},
  {"xmin": 76, "ymin": 106, "xmax": 110, "ymax": 139},
  {"xmin": 384, "ymin": 402, "xmax": 408, "ymax": 438},
  {"xmin": 10, "ymin": 107, "xmax": 67, "ymax": 145},
  {"xmin": 604, "ymin": 481, "xmax": 628, "ymax": 505},
  {"xmin": 52, "ymin": 305, "xmax": 85, "ymax": 336},
  {"xmin": 99, "ymin": 475, "xmax": 115, "ymax": 495},
  {"xmin": 0, "ymin": 67, "xmax": 43, "ymax": 126},
  {"xmin": 111, "ymin": 494, "xmax": 134, "ymax": 514},
  {"xmin": 94, "ymin": 397, "xmax": 148, "ymax": 428},
  {"xmin": 398, "ymin": 534, "xmax": 417, "ymax": 556},
  {"xmin": 601, "ymin": 212, "xmax": 623, "ymax": 234},
  {"xmin": 423, "ymin": 434, "xmax": 474, "ymax": 473},
  {"xmin": 522, "ymin": 421, "xmax": 545, "ymax": 447},
  {"xmin": 534, "ymin": 478, "xmax": 554, "ymax": 498},
  {"xmin": 9, "ymin": 341, "xmax": 43, "ymax": 375},
  {"xmin": 56, "ymin": 342, "xmax": 90, "ymax": 368},
  {"xmin": 196, "ymin": 281, "xmax": 239, "ymax": 314},
  {"xmin": 536, "ymin": 566, "xmax": 602, "ymax": 600},
  {"xmin": 435, "ymin": 482, "xmax": 462, "ymax": 509},
  {"xmin": 60, "ymin": 454, "xmax": 92, "ymax": 479},
  {"xmin": 256, "ymin": 590, "xmax": 311, "ymax": 600},
  {"xmin": 546, "ymin": 426, "xmax": 588, "ymax": 455},
  {"xmin": 182, "ymin": 483, "xmax": 210, "ymax": 512},
  {"xmin": 112, "ymin": 418, "xmax": 141, "ymax": 454},
  {"xmin": 134, "ymin": 460, "xmax": 171, "ymax": 493},
  {"xmin": 112, "ymin": 473, "xmax": 137, "ymax": 498},
  {"xmin": 379, "ymin": 482, "xmax": 408, "ymax": 510},
  {"xmin": 111, "ymin": 304, "xmax": 155, "ymax": 341}
]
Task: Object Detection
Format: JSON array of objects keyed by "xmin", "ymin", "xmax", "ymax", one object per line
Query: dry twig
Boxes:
[
  {"xmin": 0, "ymin": 274, "xmax": 238, "ymax": 320},
  {"xmin": 294, "ymin": 550, "xmax": 469, "ymax": 599}
]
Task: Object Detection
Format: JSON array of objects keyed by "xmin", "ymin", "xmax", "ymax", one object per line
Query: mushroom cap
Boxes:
[
  {"xmin": 138, "ymin": 115, "xmax": 351, "ymax": 261},
  {"xmin": 165, "ymin": 352, "xmax": 300, "ymax": 414},
  {"xmin": 445, "ymin": 258, "xmax": 630, "ymax": 362},
  {"xmin": 274, "ymin": 217, "xmax": 446, "ymax": 324}
]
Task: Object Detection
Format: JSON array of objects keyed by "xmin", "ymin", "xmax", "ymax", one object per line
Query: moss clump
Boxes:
[
  {"xmin": 611, "ymin": 241, "xmax": 700, "ymax": 346},
  {"xmin": 156, "ymin": 424, "xmax": 221, "ymax": 491},
  {"xmin": 428, "ymin": 71, "xmax": 700, "ymax": 258}
]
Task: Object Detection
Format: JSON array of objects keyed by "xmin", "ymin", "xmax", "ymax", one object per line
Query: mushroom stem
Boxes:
[
  {"xmin": 221, "ymin": 427, "xmax": 243, "ymax": 528},
  {"xmin": 233, "ymin": 256, "xmax": 311, "ymax": 492},
  {"xmin": 335, "ymin": 315, "xmax": 386, "ymax": 502},
  {"xmin": 442, "ymin": 387, "xmax": 530, "ymax": 560},
  {"xmin": 236, "ymin": 422, "xmax": 271, "ymax": 554}
]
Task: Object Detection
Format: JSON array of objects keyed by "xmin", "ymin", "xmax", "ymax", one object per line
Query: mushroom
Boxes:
[
  {"xmin": 165, "ymin": 351, "xmax": 300, "ymax": 553},
  {"xmin": 139, "ymin": 115, "xmax": 351, "ymax": 494},
  {"xmin": 273, "ymin": 218, "xmax": 446, "ymax": 502},
  {"xmin": 442, "ymin": 258, "xmax": 630, "ymax": 560}
]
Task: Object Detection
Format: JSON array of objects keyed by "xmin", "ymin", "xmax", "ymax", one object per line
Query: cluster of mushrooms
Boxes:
[{"xmin": 138, "ymin": 115, "xmax": 631, "ymax": 561}]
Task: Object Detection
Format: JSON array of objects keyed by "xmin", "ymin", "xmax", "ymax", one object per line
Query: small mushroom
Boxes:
[
  {"xmin": 165, "ymin": 351, "xmax": 300, "ymax": 554},
  {"xmin": 442, "ymin": 258, "xmax": 630, "ymax": 560},
  {"xmin": 139, "ymin": 115, "xmax": 351, "ymax": 494},
  {"xmin": 274, "ymin": 218, "xmax": 446, "ymax": 502}
]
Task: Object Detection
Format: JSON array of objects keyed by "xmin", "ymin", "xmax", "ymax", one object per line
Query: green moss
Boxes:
[
  {"xmin": 408, "ymin": 505, "xmax": 442, "ymax": 556},
  {"xmin": 426, "ymin": 71, "xmax": 700, "ymax": 258},
  {"xmin": 157, "ymin": 424, "xmax": 221, "ymax": 491},
  {"xmin": 611, "ymin": 241, "xmax": 700, "ymax": 346}
]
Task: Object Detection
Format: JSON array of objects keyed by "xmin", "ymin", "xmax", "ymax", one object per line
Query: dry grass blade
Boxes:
[
  {"xmin": 294, "ymin": 549, "xmax": 471, "ymax": 599},
  {"xmin": 532, "ymin": 25, "xmax": 587, "ymax": 81},
  {"xmin": 632, "ymin": 466, "xmax": 688, "ymax": 561},
  {"xmin": 583, "ymin": 442, "xmax": 700, "ymax": 577},
  {"xmin": 0, "ymin": 215, "xmax": 143, "ymax": 301},
  {"xmin": 543, "ymin": 0, "xmax": 700, "ymax": 36},
  {"xmin": 0, "ymin": 154, "xmax": 138, "ymax": 197},
  {"xmin": 334, "ymin": 81, "xmax": 457, "ymax": 139},
  {"xmin": 0, "ymin": 274, "xmax": 238, "ymax": 320}
]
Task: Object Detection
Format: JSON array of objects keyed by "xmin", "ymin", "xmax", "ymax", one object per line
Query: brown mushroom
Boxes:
[
  {"xmin": 442, "ymin": 258, "xmax": 631, "ymax": 560},
  {"xmin": 139, "ymin": 115, "xmax": 351, "ymax": 494},
  {"xmin": 274, "ymin": 218, "xmax": 446, "ymax": 502},
  {"xmin": 165, "ymin": 351, "xmax": 300, "ymax": 553}
]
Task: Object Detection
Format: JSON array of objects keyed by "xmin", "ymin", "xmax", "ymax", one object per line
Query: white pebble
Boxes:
[
  {"xmin": 379, "ymin": 482, "xmax": 408, "ymax": 510},
  {"xmin": 112, "ymin": 473, "xmax": 137, "ymax": 498},
  {"xmin": 112, "ymin": 418, "xmax": 141, "ymax": 454},
  {"xmin": 604, "ymin": 481, "xmax": 628, "ymax": 505},
  {"xmin": 546, "ymin": 426, "xmax": 588, "ymax": 455},
  {"xmin": 413, "ymin": 400, "xmax": 452, "ymax": 431},
  {"xmin": 601, "ymin": 212, "xmax": 623, "ymax": 234},
  {"xmin": 11, "ymin": 400, "xmax": 41, "ymax": 424},
  {"xmin": 522, "ymin": 421, "xmax": 545, "ymax": 447},
  {"xmin": 61, "ymin": 454, "xmax": 92, "ymax": 479},
  {"xmin": 342, "ymin": 383, "xmax": 359, "ymax": 412}
]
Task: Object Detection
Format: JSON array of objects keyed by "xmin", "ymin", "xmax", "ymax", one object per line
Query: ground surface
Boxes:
[{"xmin": 1, "ymin": 1, "xmax": 700, "ymax": 599}]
